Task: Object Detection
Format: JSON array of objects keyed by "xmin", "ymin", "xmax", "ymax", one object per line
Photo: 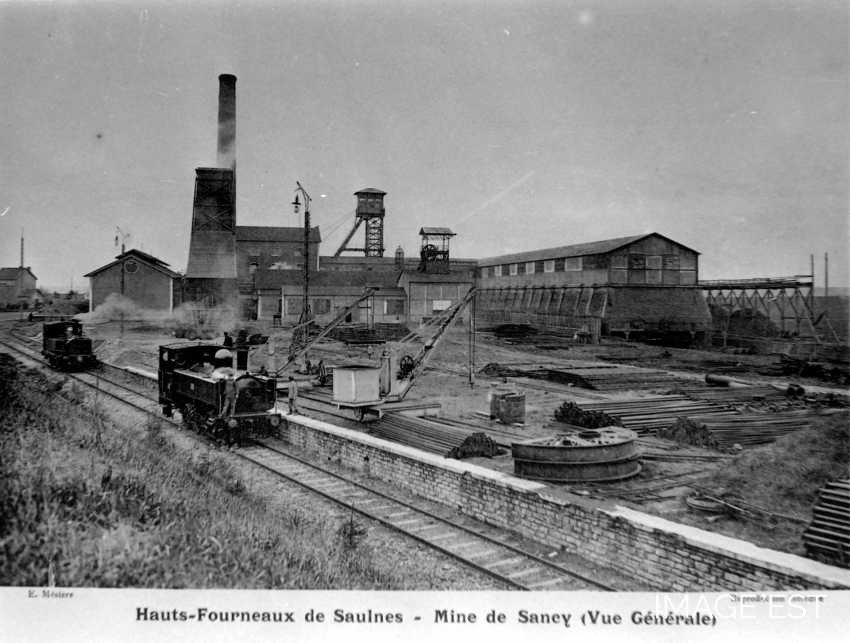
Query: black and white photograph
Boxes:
[{"xmin": 1, "ymin": 1, "xmax": 848, "ymax": 641}]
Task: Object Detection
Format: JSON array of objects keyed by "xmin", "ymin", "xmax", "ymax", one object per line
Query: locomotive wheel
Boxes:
[{"xmin": 182, "ymin": 405, "xmax": 200, "ymax": 432}]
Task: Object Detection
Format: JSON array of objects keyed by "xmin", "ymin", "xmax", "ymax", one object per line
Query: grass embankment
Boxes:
[
  {"xmin": 699, "ymin": 412, "xmax": 849, "ymax": 553},
  {"xmin": 0, "ymin": 354, "xmax": 401, "ymax": 588}
]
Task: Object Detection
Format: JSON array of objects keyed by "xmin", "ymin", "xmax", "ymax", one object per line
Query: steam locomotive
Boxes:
[
  {"xmin": 157, "ymin": 342, "xmax": 283, "ymax": 444},
  {"xmin": 42, "ymin": 320, "xmax": 98, "ymax": 370}
]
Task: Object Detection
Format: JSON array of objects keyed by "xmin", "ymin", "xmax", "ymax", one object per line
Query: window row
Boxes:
[
  {"xmin": 488, "ymin": 257, "xmax": 582, "ymax": 278},
  {"xmin": 284, "ymin": 297, "xmax": 405, "ymax": 316}
]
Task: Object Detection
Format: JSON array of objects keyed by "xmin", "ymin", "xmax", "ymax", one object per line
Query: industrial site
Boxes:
[{"xmin": 1, "ymin": 2, "xmax": 848, "ymax": 613}]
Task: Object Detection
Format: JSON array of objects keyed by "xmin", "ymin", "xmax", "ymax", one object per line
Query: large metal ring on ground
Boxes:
[{"xmin": 511, "ymin": 426, "xmax": 641, "ymax": 483}]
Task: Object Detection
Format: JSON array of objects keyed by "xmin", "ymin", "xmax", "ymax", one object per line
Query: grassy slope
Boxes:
[
  {"xmin": 696, "ymin": 411, "xmax": 849, "ymax": 553},
  {"xmin": 0, "ymin": 354, "xmax": 406, "ymax": 588}
]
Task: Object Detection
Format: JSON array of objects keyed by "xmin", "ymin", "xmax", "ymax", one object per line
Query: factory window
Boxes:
[
  {"xmin": 554, "ymin": 258, "xmax": 565, "ymax": 271},
  {"xmin": 312, "ymin": 298, "xmax": 331, "ymax": 315},
  {"xmin": 544, "ymin": 260, "xmax": 555, "ymax": 273},
  {"xmin": 680, "ymin": 270, "xmax": 697, "ymax": 285},
  {"xmin": 663, "ymin": 255, "xmax": 680, "ymax": 270},
  {"xmin": 535, "ymin": 260, "xmax": 545, "ymax": 273},
  {"xmin": 610, "ymin": 254, "xmax": 628, "ymax": 269},
  {"xmin": 432, "ymin": 300, "xmax": 451, "ymax": 312},
  {"xmin": 493, "ymin": 265, "xmax": 502, "ymax": 277},
  {"xmin": 526, "ymin": 262, "xmax": 535, "ymax": 274},
  {"xmin": 646, "ymin": 255, "xmax": 662, "ymax": 270},
  {"xmin": 285, "ymin": 297, "xmax": 302, "ymax": 315},
  {"xmin": 517, "ymin": 263, "xmax": 526, "ymax": 275},
  {"xmin": 124, "ymin": 260, "xmax": 138, "ymax": 274},
  {"xmin": 565, "ymin": 257, "xmax": 582, "ymax": 271},
  {"xmin": 611, "ymin": 269, "xmax": 628, "ymax": 283},
  {"xmin": 385, "ymin": 299, "xmax": 405, "ymax": 316},
  {"xmin": 509, "ymin": 264, "xmax": 518, "ymax": 276}
]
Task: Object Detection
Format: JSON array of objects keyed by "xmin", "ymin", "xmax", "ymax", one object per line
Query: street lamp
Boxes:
[
  {"xmin": 249, "ymin": 261, "xmax": 259, "ymax": 321},
  {"xmin": 291, "ymin": 182, "xmax": 313, "ymax": 351}
]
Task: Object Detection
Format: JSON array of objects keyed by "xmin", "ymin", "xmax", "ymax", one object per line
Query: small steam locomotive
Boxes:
[
  {"xmin": 157, "ymin": 342, "xmax": 283, "ymax": 444},
  {"xmin": 42, "ymin": 320, "xmax": 98, "ymax": 370}
]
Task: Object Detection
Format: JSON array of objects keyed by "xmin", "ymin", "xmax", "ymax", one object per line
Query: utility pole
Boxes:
[
  {"xmin": 18, "ymin": 229, "xmax": 24, "ymax": 320},
  {"xmin": 468, "ymin": 289, "xmax": 476, "ymax": 388},
  {"xmin": 115, "ymin": 227, "xmax": 130, "ymax": 336},
  {"xmin": 290, "ymin": 182, "xmax": 313, "ymax": 355},
  {"xmin": 824, "ymin": 252, "xmax": 829, "ymax": 302}
]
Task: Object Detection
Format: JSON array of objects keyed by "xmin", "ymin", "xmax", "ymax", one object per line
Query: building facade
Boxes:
[
  {"xmin": 476, "ymin": 233, "xmax": 711, "ymax": 344},
  {"xmin": 0, "ymin": 267, "xmax": 37, "ymax": 308},
  {"xmin": 85, "ymin": 249, "xmax": 180, "ymax": 311}
]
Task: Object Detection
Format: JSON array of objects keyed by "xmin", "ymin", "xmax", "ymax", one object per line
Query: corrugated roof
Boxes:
[
  {"xmin": 236, "ymin": 226, "xmax": 321, "ymax": 243},
  {"xmin": 0, "ymin": 267, "xmax": 37, "ymax": 281},
  {"xmin": 419, "ymin": 227, "xmax": 455, "ymax": 236},
  {"xmin": 185, "ymin": 231, "xmax": 238, "ymax": 279},
  {"xmin": 84, "ymin": 249, "xmax": 179, "ymax": 278},
  {"xmin": 478, "ymin": 233, "xmax": 699, "ymax": 266}
]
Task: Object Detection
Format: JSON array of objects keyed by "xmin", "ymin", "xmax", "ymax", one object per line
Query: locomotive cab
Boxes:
[
  {"xmin": 158, "ymin": 342, "xmax": 282, "ymax": 443},
  {"xmin": 42, "ymin": 320, "xmax": 97, "ymax": 370}
]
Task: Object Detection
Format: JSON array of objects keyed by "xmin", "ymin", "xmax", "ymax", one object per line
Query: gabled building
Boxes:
[
  {"xmin": 0, "ymin": 266, "xmax": 37, "ymax": 308},
  {"xmin": 84, "ymin": 249, "xmax": 181, "ymax": 312},
  {"xmin": 475, "ymin": 233, "xmax": 711, "ymax": 345}
]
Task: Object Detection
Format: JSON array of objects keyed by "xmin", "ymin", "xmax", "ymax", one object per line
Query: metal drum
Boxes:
[{"xmin": 511, "ymin": 426, "xmax": 641, "ymax": 483}]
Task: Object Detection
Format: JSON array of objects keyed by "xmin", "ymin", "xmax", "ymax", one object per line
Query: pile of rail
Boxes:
[
  {"xmin": 802, "ymin": 480, "xmax": 850, "ymax": 568},
  {"xmin": 572, "ymin": 396, "xmax": 734, "ymax": 435},
  {"xmin": 685, "ymin": 410, "xmax": 813, "ymax": 448},
  {"xmin": 369, "ymin": 413, "xmax": 501, "ymax": 459},
  {"xmin": 326, "ymin": 322, "xmax": 410, "ymax": 344},
  {"xmin": 674, "ymin": 383, "xmax": 786, "ymax": 405},
  {"xmin": 480, "ymin": 361, "xmax": 686, "ymax": 391}
]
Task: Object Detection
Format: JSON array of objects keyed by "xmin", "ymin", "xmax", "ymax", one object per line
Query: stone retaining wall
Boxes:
[{"xmin": 283, "ymin": 414, "xmax": 850, "ymax": 592}]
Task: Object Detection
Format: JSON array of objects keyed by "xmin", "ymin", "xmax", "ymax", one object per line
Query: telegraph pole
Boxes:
[
  {"xmin": 290, "ymin": 182, "xmax": 313, "ymax": 355},
  {"xmin": 115, "ymin": 227, "xmax": 130, "ymax": 336}
]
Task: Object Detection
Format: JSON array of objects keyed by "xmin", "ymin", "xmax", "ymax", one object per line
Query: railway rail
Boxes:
[
  {"xmin": 237, "ymin": 439, "xmax": 615, "ymax": 591},
  {"xmin": 0, "ymin": 323, "xmax": 617, "ymax": 591}
]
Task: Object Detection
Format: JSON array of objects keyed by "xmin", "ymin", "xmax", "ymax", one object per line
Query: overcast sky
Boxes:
[{"xmin": 1, "ymin": 0, "xmax": 847, "ymax": 291}]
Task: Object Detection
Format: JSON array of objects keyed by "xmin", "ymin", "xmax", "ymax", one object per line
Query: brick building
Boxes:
[
  {"xmin": 0, "ymin": 266, "xmax": 37, "ymax": 308},
  {"xmin": 85, "ymin": 249, "xmax": 180, "ymax": 312}
]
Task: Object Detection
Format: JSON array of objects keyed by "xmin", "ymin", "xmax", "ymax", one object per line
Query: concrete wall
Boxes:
[
  {"xmin": 90, "ymin": 261, "xmax": 175, "ymax": 310},
  {"xmin": 281, "ymin": 415, "xmax": 850, "ymax": 592}
]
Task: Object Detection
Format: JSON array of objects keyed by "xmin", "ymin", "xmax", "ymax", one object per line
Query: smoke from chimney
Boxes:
[{"xmin": 217, "ymin": 74, "xmax": 236, "ymax": 169}]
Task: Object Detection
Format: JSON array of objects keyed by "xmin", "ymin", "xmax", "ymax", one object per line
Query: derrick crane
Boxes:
[
  {"xmin": 277, "ymin": 287, "xmax": 378, "ymax": 376},
  {"xmin": 387, "ymin": 287, "xmax": 477, "ymax": 402}
]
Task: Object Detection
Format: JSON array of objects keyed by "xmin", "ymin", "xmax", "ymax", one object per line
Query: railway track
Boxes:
[
  {"xmin": 238, "ymin": 439, "xmax": 615, "ymax": 591},
  {"xmin": 0, "ymin": 325, "xmax": 617, "ymax": 591},
  {"xmin": 0, "ymin": 332, "xmax": 162, "ymax": 417}
]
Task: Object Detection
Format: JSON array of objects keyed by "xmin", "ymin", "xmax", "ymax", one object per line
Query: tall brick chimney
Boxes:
[{"xmin": 217, "ymin": 74, "xmax": 236, "ymax": 170}]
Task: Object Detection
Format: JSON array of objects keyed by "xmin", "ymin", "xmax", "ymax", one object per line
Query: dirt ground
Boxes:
[{"xmin": 14, "ymin": 316, "xmax": 848, "ymax": 560}]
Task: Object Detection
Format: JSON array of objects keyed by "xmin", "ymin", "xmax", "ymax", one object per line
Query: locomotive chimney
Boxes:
[{"xmin": 217, "ymin": 74, "xmax": 236, "ymax": 169}]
